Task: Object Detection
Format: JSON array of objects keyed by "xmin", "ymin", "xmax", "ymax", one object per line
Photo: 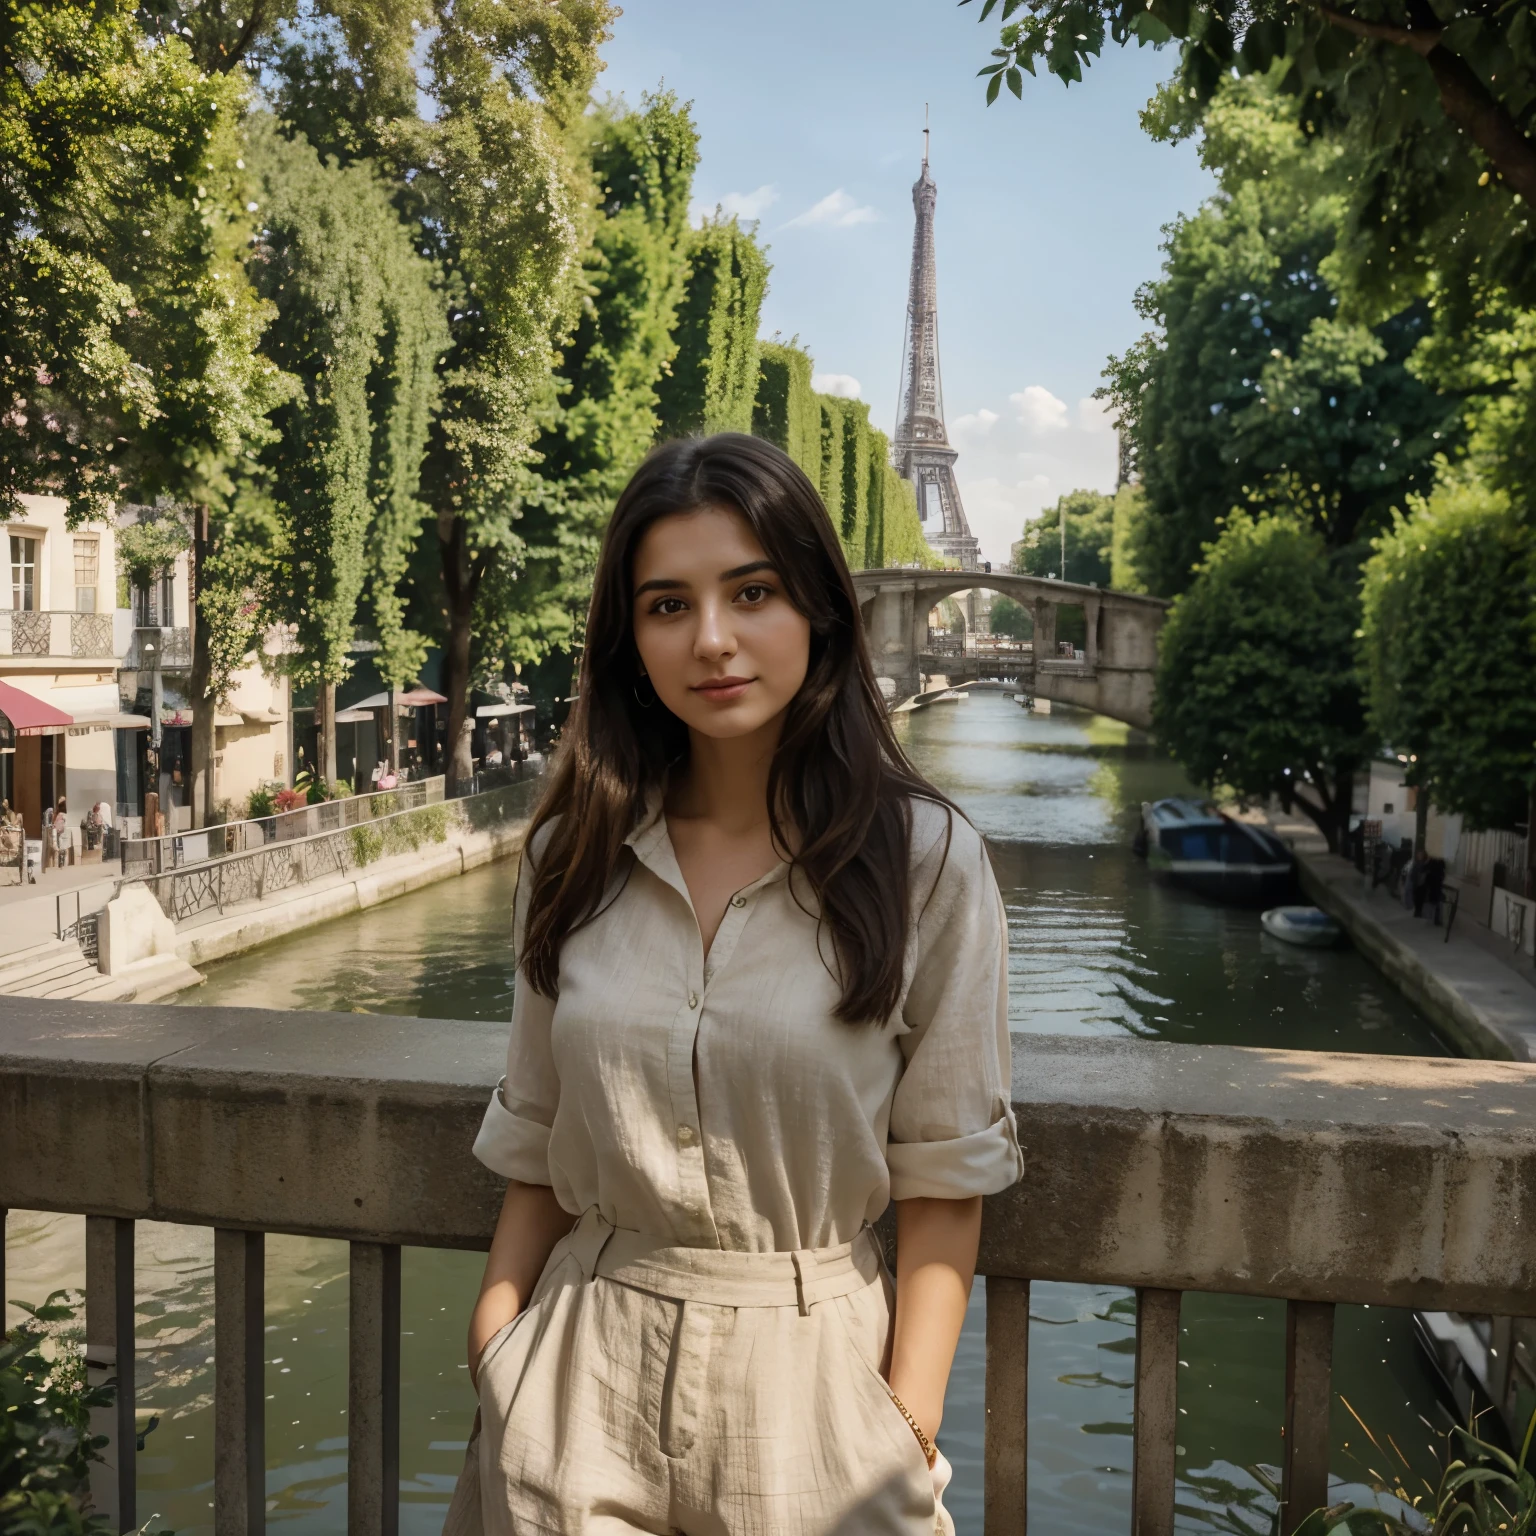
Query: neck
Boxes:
[{"xmin": 671, "ymin": 716, "xmax": 783, "ymax": 834}]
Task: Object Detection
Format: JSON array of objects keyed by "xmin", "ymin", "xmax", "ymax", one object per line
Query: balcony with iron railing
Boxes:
[
  {"xmin": 2, "ymin": 1013, "xmax": 1533, "ymax": 1535},
  {"xmin": 123, "ymin": 624, "xmax": 193, "ymax": 671},
  {"xmin": 0, "ymin": 608, "xmax": 120, "ymax": 660}
]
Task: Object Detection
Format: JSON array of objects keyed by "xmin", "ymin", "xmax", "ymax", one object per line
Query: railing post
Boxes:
[
  {"xmin": 1281, "ymin": 1301, "xmax": 1335, "ymax": 1535},
  {"xmin": 215, "ymin": 1229, "xmax": 266, "ymax": 1534},
  {"xmin": 85, "ymin": 1215, "xmax": 136, "ymax": 1532},
  {"xmin": 1131, "ymin": 1287, "xmax": 1181, "ymax": 1536},
  {"xmin": 984, "ymin": 1275, "xmax": 1030, "ymax": 1535},
  {"xmin": 348, "ymin": 1242, "xmax": 401, "ymax": 1536}
]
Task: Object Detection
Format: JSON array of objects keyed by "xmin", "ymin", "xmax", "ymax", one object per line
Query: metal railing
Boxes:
[
  {"xmin": 123, "ymin": 624, "xmax": 191, "ymax": 670},
  {"xmin": 120, "ymin": 776, "xmax": 447, "ymax": 878},
  {"xmin": 1, "ymin": 1025, "xmax": 1532, "ymax": 1535},
  {"xmin": 0, "ymin": 608, "xmax": 118, "ymax": 658},
  {"xmin": 125, "ymin": 773, "xmax": 536, "ymax": 925}
]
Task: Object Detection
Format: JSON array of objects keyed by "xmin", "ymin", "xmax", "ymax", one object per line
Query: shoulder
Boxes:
[{"xmin": 905, "ymin": 795, "xmax": 993, "ymax": 914}]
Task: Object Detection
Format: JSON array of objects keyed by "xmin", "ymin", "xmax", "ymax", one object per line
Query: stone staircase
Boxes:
[{"xmin": 0, "ymin": 937, "xmax": 125, "ymax": 1001}]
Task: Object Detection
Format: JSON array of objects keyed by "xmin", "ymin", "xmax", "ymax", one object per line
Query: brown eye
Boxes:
[
  {"xmin": 737, "ymin": 583, "xmax": 771, "ymax": 604},
  {"xmin": 652, "ymin": 596, "xmax": 687, "ymax": 616}
]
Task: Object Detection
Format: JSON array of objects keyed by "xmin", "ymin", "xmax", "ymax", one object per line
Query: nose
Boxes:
[{"xmin": 692, "ymin": 596, "xmax": 737, "ymax": 663}]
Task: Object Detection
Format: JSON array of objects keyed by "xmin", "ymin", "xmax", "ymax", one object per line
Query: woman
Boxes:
[{"xmin": 456, "ymin": 434, "xmax": 1021, "ymax": 1534}]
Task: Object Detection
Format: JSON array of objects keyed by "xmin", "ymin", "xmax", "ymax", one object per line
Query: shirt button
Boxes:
[
  {"xmin": 677, "ymin": 1125, "xmax": 695, "ymax": 1145},
  {"xmin": 730, "ymin": 895, "xmax": 746, "ymax": 908},
  {"xmin": 687, "ymin": 991, "xmax": 699, "ymax": 1009}
]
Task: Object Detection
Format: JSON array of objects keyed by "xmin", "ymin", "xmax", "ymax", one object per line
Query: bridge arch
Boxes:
[{"xmin": 850, "ymin": 569, "xmax": 1168, "ymax": 729}]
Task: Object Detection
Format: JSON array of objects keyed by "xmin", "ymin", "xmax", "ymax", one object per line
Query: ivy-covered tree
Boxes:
[
  {"xmin": 990, "ymin": 595, "xmax": 1033, "ymax": 638},
  {"xmin": 473, "ymin": 90, "xmax": 700, "ymax": 705},
  {"xmin": 1100, "ymin": 77, "xmax": 1463, "ymax": 597},
  {"xmin": 655, "ymin": 217, "xmax": 770, "ymax": 438},
  {"xmin": 1154, "ymin": 514, "xmax": 1372, "ymax": 851},
  {"xmin": 246, "ymin": 117, "xmax": 445, "ymax": 784},
  {"xmin": 1359, "ymin": 476, "xmax": 1536, "ymax": 848}
]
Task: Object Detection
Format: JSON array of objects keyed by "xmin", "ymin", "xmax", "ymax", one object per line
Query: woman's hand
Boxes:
[
  {"xmin": 886, "ymin": 1194, "xmax": 983, "ymax": 1448},
  {"xmin": 467, "ymin": 1181, "xmax": 575, "ymax": 1388}
]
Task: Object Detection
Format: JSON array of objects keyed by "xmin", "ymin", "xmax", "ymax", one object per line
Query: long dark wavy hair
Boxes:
[{"xmin": 521, "ymin": 432, "xmax": 957, "ymax": 1024}]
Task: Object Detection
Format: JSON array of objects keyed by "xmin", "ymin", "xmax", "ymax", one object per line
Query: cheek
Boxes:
[{"xmin": 756, "ymin": 610, "xmax": 812, "ymax": 690}]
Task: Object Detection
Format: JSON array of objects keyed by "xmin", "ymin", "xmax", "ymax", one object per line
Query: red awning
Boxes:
[{"xmin": 0, "ymin": 679, "xmax": 75, "ymax": 736}]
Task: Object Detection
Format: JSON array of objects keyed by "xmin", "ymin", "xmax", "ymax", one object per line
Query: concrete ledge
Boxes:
[
  {"xmin": 3, "ymin": 1005, "xmax": 1534, "ymax": 1314},
  {"xmin": 1296, "ymin": 847, "xmax": 1536, "ymax": 1063}
]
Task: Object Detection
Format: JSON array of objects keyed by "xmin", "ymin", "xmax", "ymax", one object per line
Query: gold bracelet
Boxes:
[{"xmin": 885, "ymin": 1385, "xmax": 938, "ymax": 1468}]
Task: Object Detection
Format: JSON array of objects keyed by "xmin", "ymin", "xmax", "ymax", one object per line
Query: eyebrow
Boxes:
[{"xmin": 634, "ymin": 560, "xmax": 778, "ymax": 597}]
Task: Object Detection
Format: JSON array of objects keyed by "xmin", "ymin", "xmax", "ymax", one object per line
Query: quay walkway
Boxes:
[
  {"xmin": 1258, "ymin": 809, "xmax": 1536, "ymax": 1062},
  {"xmin": 3, "ymin": 1001, "xmax": 1534, "ymax": 1536}
]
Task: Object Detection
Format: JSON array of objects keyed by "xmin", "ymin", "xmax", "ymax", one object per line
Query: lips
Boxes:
[{"xmin": 692, "ymin": 676, "xmax": 754, "ymax": 701}]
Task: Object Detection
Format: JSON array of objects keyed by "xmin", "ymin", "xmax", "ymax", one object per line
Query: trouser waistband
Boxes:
[{"xmin": 559, "ymin": 1206, "xmax": 884, "ymax": 1314}]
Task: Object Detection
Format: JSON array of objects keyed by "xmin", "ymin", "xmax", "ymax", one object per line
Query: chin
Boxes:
[{"xmin": 679, "ymin": 706, "xmax": 785, "ymax": 740}]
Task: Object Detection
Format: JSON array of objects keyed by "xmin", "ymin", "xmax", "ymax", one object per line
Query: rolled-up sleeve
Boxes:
[
  {"xmin": 472, "ymin": 834, "xmax": 559, "ymax": 1184},
  {"xmin": 886, "ymin": 808, "xmax": 1023, "ymax": 1201}
]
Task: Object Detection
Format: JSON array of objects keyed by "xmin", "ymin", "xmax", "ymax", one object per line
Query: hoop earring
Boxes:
[{"xmin": 633, "ymin": 675, "xmax": 656, "ymax": 709}]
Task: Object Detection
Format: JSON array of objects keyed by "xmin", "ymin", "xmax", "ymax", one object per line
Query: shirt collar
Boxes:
[{"xmin": 622, "ymin": 780, "xmax": 793, "ymax": 902}]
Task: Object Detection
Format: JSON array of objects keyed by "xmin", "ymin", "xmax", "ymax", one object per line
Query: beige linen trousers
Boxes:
[{"xmin": 451, "ymin": 794, "xmax": 1022, "ymax": 1534}]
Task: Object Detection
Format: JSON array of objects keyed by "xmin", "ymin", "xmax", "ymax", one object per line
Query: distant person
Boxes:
[
  {"xmin": 1410, "ymin": 845, "xmax": 1431, "ymax": 917},
  {"xmin": 484, "ymin": 744, "xmax": 504, "ymax": 767},
  {"xmin": 452, "ymin": 435, "xmax": 1019, "ymax": 1532}
]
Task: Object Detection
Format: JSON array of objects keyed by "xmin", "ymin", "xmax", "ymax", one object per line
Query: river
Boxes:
[{"xmin": 5, "ymin": 694, "xmax": 1452, "ymax": 1533}]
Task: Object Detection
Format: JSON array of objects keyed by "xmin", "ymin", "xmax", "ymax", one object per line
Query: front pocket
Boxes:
[{"xmin": 832, "ymin": 1298, "xmax": 938, "ymax": 1498}]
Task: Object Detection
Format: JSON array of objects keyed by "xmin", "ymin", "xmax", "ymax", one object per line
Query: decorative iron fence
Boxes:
[
  {"xmin": 127, "ymin": 773, "xmax": 537, "ymax": 926},
  {"xmin": 120, "ymin": 775, "xmax": 447, "ymax": 879}
]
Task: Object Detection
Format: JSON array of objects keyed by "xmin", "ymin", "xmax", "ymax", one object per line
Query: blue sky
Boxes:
[{"xmin": 600, "ymin": 0, "xmax": 1215, "ymax": 564}]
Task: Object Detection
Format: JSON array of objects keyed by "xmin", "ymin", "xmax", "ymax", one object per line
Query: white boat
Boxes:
[
  {"xmin": 931, "ymin": 689, "xmax": 967, "ymax": 703},
  {"xmin": 1260, "ymin": 906, "xmax": 1343, "ymax": 947}
]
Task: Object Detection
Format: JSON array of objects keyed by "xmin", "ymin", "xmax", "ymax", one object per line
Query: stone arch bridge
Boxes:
[{"xmin": 852, "ymin": 569, "xmax": 1169, "ymax": 730}]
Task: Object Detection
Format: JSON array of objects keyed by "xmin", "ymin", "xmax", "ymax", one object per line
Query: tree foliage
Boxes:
[
  {"xmin": 964, "ymin": 0, "xmax": 1536, "ymax": 317},
  {"xmin": 655, "ymin": 217, "xmax": 770, "ymax": 437},
  {"xmin": 1155, "ymin": 514, "xmax": 1372, "ymax": 849},
  {"xmin": 1011, "ymin": 488, "xmax": 1114, "ymax": 584},
  {"xmin": 1359, "ymin": 476, "xmax": 1536, "ymax": 829},
  {"xmin": 0, "ymin": 0, "xmax": 288, "ymax": 519},
  {"xmin": 1101, "ymin": 77, "xmax": 1462, "ymax": 597},
  {"xmin": 990, "ymin": 594, "xmax": 1033, "ymax": 638},
  {"xmin": 480, "ymin": 90, "xmax": 700, "ymax": 684},
  {"xmin": 246, "ymin": 116, "xmax": 446, "ymax": 697}
]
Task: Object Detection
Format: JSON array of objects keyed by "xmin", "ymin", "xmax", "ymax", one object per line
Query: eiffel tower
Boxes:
[{"xmin": 891, "ymin": 125, "xmax": 981, "ymax": 572}]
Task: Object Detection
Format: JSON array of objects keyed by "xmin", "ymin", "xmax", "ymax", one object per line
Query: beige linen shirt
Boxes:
[{"xmin": 473, "ymin": 794, "xmax": 1022, "ymax": 1252}]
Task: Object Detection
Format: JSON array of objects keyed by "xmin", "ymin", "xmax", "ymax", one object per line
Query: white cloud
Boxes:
[
  {"xmin": 689, "ymin": 184, "xmax": 778, "ymax": 226},
  {"xmin": 784, "ymin": 189, "xmax": 879, "ymax": 229},
  {"xmin": 1077, "ymin": 396, "xmax": 1114, "ymax": 433},
  {"xmin": 952, "ymin": 407, "xmax": 1000, "ymax": 437},
  {"xmin": 812, "ymin": 372, "xmax": 862, "ymax": 398},
  {"xmin": 1009, "ymin": 385, "xmax": 1070, "ymax": 434}
]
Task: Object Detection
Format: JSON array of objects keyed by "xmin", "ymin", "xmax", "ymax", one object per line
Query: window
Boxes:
[
  {"xmin": 73, "ymin": 538, "xmax": 99, "ymax": 613},
  {"xmin": 9, "ymin": 535, "xmax": 37, "ymax": 612}
]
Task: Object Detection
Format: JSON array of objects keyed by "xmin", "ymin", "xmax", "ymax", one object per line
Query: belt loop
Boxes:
[{"xmin": 790, "ymin": 1250, "xmax": 811, "ymax": 1316}]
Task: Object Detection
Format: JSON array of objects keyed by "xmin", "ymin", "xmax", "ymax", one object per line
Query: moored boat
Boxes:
[
  {"xmin": 1260, "ymin": 905, "xmax": 1342, "ymax": 947},
  {"xmin": 1137, "ymin": 797, "xmax": 1295, "ymax": 906}
]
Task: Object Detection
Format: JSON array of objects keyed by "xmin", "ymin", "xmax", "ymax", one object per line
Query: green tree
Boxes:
[
  {"xmin": 476, "ymin": 91, "xmax": 700, "ymax": 701},
  {"xmin": 1359, "ymin": 475, "xmax": 1536, "ymax": 844},
  {"xmin": 246, "ymin": 116, "xmax": 446, "ymax": 784},
  {"xmin": 1108, "ymin": 483, "xmax": 1148, "ymax": 592},
  {"xmin": 0, "ymin": 0, "xmax": 286, "ymax": 517},
  {"xmin": 1155, "ymin": 514, "xmax": 1372, "ymax": 851},
  {"xmin": 384, "ymin": 0, "xmax": 615, "ymax": 788},
  {"xmin": 964, "ymin": 0, "xmax": 1536, "ymax": 317},
  {"xmin": 990, "ymin": 594, "xmax": 1033, "ymax": 638},
  {"xmin": 655, "ymin": 217, "xmax": 770, "ymax": 437},
  {"xmin": 1100, "ymin": 78, "xmax": 1462, "ymax": 598},
  {"xmin": 1011, "ymin": 488, "xmax": 1114, "ymax": 584},
  {"xmin": 753, "ymin": 341, "xmax": 821, "ymax": 476}
]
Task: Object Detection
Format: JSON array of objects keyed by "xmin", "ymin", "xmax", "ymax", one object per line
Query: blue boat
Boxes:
[{"xmin": 1136, "ymin": 797, "xmax": 1295, "ymax": 906}]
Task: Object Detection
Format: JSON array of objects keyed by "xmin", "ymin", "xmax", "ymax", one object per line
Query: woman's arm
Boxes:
[
  {"xmin": 886, "ymin": 1193, "xmax": 983, "ymax": 1446},
  {"xmin": 467, "ymin": 1180, "xmax": 574, "ymax": 1387}
]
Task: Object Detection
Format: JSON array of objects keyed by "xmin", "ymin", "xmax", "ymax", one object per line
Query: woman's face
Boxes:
[{"xmin": 631, "ymin": 506, "xmax": 812, "ymax": 742}]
